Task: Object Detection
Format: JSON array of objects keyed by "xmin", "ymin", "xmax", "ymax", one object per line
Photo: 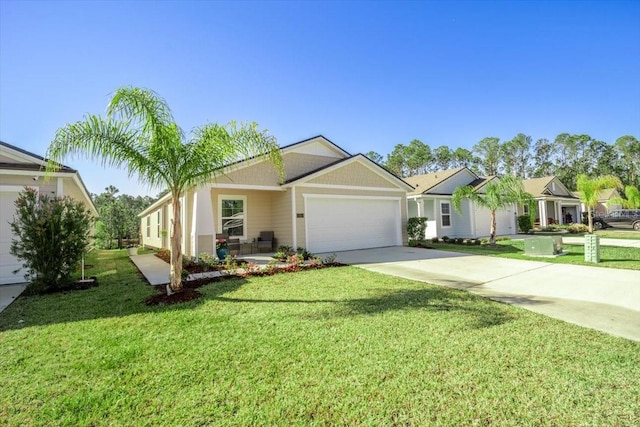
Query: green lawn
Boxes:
[
  {"xmin": 595, "ymin": 229, "xmax": 640, "ymax": 240},
  {"xmin": 425, "ymin": 240, "xmax": 640, "ymax": 270},
  {"xmin": 1, "ymin": 250, "xmax": 639, "ymax": 426}
]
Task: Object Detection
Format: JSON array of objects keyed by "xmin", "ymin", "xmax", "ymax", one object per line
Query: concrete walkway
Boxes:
[
  {"xmin": 508, "ymin": 234, "xmax": 640, "ymax": 248},
  {"xmin": 130, "ymin": 253, "xmax": 277, "ymax": 285},
  {"xmin": 0, "ymin": 283, "xmax": 27, "ymax": 314},
  {"xmin": 324, "ymin": 247, "xmax": 640, "ymax": 342}
]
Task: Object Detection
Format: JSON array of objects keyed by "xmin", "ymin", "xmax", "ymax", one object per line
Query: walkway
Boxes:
[
  {"xmin": 508, "ymin": 234, "xmax": 640, "ymax": 248},
  {"xmin": 325, "ymin": 247, "xmax": 640, "ymax": 342},
  {"xmin": 130, "ymin": 252, "xmax": 277, "ymax": 285},
  {"xmin": 0, "ymin": 283, "xmax": 27, "ymax": 314}
]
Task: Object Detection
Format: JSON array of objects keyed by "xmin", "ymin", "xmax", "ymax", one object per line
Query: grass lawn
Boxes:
[
  {"xmin": 425, "ymin": 240, "xmax": 640, "ymax": 270},
  {"xmin": 1, "ymin": 250, "xmax": 639, "ymax": 426},
  {"xmin": 595, "ymin": 229, "xmax": 640, "ymax": 240}
]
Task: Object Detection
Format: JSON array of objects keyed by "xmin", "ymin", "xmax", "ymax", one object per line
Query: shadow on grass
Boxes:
[
  {"xmin": 214, "ymin": 286, "xmax": 516, "ymax": 329},
  {"xmin": 0, "ymin": 275, "xmax": 248, "ymax": 332}
]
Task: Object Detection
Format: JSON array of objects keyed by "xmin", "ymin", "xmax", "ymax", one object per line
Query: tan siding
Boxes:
[
  {"xmin": 142, "ymin": 200, "xmax": 171, "ymax": 249},
  {"xmin": 209, "ymin": 189, "xmax": 275, "ymax": 242},
  {"xmin": 198, "ymin": 235, "xmax": 214, "ymax": 255},
  {"xmin": 295, "ymin": 187, "xmax": 408, "ymax": 248},
  {"xmin": 307, "ymin": 162, "xmax": 398, "ymax": 188},
  {"xmin": 215, "ymin": 153, "xmax": 341, "ymax": 186},
  {"xmin": 282, "ymin": 153, "xmax": 340, "ymax": 181},
  {"xmin": 271, "ymin": 190, "xmax": 292, "ymax": 248}
]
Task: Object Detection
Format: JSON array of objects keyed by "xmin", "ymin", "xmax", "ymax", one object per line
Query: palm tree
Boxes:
[
  {"xmin": 576, "ymin": 175, "xmax": 623, "ymax": 233},
  {"xmin": 609, "ymin": 185, "xmax": 640, "ymax": 209},
  {"xmin": 452, "ymin": 175, "xmax": 534, "ymax": 246},
  {"xmin": 45, "ymin": 86, "xmax": 284, "ymax": 293}
]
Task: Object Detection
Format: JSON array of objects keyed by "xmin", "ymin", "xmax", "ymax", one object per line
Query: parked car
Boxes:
[
  {"xmin": 581, "ymin": 212, "xmax": 611, "ymax": 230},
  {"xmin": 602, "ymin": 209, "xmax": 640, "ymax": 231}
]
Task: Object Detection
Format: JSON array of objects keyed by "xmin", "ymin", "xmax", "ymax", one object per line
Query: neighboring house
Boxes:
[
  {"xmin": 573, "ymin": 188, "xmax": 622, "ymax": 216},
  {"xmin": 0, "ymin": 141, "xmax": 98, "ymax": 285},
  {"xmin": 138, "ymin": 136, "xmax": 412, "ymax": 256},
  {"xmin": 405, "ymin": 167, "xmax": 517, "ymax": 239},
  {"xmin": 520, "ymin": 176, "xmax": 581, "ymax": 227}
]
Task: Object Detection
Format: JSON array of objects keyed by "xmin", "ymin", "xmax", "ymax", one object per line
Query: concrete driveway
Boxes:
[{"xmin": 327, "ymin": 247, "xmax": 640, "ymax": 342}]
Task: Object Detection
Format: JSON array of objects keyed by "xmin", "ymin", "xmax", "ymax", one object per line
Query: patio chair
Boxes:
[{"xmin": 257, "ymin": 231, "xmax": 274, "ymax": 252}]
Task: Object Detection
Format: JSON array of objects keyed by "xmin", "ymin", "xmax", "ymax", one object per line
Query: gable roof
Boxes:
[
  {"xmin": 405, "ymin": 167, "xmax": 476, "ymax": 196},
  {"xmin": 573, "ymin": 188, "xmax": 620, "ymax": 202},
  {"xmin": 523, "ymin": 176, "xmax": 577, "ymax": 199},
  {"xmin": 283, "ymin": 153, "xmax": 413, "ymax": 190},
  {"xmin": 0, "ymin": 140, "xmax": 75, "ymax": 172},
  {"xmin": 1, "ymin": 140, "xmax": 97, "ymax": 215}
]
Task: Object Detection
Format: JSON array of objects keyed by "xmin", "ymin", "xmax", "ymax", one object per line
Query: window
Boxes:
[
  {"xmin": 523, "ymin": 204, "xmax": 529, "ymax": 215},
  {"xmin": 441, "ymin": 202, "xmax": 451, "ymax": 227},
  {"xmin": 146, "ymin": 216, "xmax": 151, "ymax": 238},
  {"xmin": 157, "ymin": 211, "xmax": 161, "ymax": 238},
  {"xmin": 219, "ymin": 196, "xmax": 246, "ymax": 239}
]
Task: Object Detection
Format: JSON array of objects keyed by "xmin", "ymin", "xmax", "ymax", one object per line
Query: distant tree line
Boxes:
[
  {"xmin": 366, "ymin": 134, "xmax": 639, "ymax": 190},
  {"xmin": 92, "ymin": 186, "xmax": 155, "ymax": 249}
]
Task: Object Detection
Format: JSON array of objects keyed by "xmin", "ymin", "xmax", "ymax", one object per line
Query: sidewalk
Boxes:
[
  {"xmin": 0, "ymin": 283, "xmax": 27, "ymax": 314},
  {"xmin": 509, "ymin": 234, "xmax": 640, "ymax": 248}
]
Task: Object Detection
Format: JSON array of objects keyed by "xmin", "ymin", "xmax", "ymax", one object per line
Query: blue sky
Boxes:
[{"xmin": 1, "ymin": 0, "xmax": 639, "ymax": 197}]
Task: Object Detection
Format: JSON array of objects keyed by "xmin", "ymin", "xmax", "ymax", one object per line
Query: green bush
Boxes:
[
  {"xmin": 407, "ymin": 217, "xmax": 428, "ymax": 241},
  {"xmin": 442, "ymin": 236, "xmax": 450, "ymax": 242},
  {"xmin": 517, "ymin": 215, "xmax": 533, "ymax": 233},
  {"xmin": 455, "ymin": 238, "xmax": 464, "ymax": 244},
  {"xmin": 431, "ymin": 237, "xmax": 440, "ymax": 243},
  {"xmin": 9, "ymin": 187, "xmax": 92, "ymax": 294},
  {"xmin": 567, "ymin": 223, "xmax": 589, "ymax": 234}
]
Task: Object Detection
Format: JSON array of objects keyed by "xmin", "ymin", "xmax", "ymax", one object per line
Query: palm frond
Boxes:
[
  {"xmin": 45, "ymin": 115, "xmax": 169, "ymax": 189},
  {"xmin": 107, "ymin": 86, "xmax": 175, "ymax": 139}
]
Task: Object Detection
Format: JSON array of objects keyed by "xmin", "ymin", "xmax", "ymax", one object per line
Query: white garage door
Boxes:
[
  {"xmin": 305, "ymin": 196, "xmax": 402, "ymax": 253},
  {"xmin": 1, "ymin": 189, "xmax": 26, "ymax": 285},
  {"xmin": 474, "ymin": 205, "xmax": 515, "ymax": 237}
]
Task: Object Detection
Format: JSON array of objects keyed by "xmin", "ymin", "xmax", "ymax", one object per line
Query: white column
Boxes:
[
  {"xmin": 417, "ymin": 199, "xmax": 424, "ymax": 217},
  {"xmin": 56, "ymin": 178, "xmax": 64, "ymax": 197},
  {"xmin": 291, "ymin": 187, "xmax": 297, "ymax": 248},
  {"xmin": 191, "ymin": 191, "xmax": 198, "ymax": 257},
  {"xmin": 539, "ymin": 200, "xmax": 547, "ymax": 227}
]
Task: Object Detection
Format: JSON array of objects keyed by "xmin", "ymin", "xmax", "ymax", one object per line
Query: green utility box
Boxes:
[
  {"xmin": 584, "ymin": 234, "xmax": 600, "ymax": 263},
  {"xmin": 524, "ymin": 236, "xmax": 563, "ymax": 256}
]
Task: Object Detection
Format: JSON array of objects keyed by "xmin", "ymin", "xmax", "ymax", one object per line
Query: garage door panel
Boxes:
[
  {"xmin": 1, "ymin": 191, "xmax": 26, "ymax": 285},
  {"xmin": 305, "ymin": 197, "xmax": 401, "ymax": 253}
]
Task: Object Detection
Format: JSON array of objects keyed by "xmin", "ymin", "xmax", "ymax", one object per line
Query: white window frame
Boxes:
[
  {"xmin": 440, "ymin": 201, "xmax": 452, "ymax": 228},
  {"xmin": 146, "ymin": 215, "xmax": 151, "ymax": 238},
  {"xmin": 523, "ymin": 204, "xmax": 529, "ymax": 215},
  {"xmin": 218, "ymin": 195, "xmax": 247, "ymax": 240}
]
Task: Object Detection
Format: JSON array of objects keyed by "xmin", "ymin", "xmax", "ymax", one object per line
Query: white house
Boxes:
[
  {"xmin": 0, "ymin": 141, "xmax": 97, "ymax": 285},
  {"xmin": 406, "ymin": 167, "xmax": 517, "ymax": 239}
]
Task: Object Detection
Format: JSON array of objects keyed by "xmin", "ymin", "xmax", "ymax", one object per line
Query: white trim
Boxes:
[
  {"xmin": 440, "ymin": 201, "xmax": 452, "ymax": 228},
  {"xmin": 0, "ymin": 169, "xmax": 97, "ymax": 215},
  {"xmin": 139, "ymin": 192, "xmax": 172, "ymax": 217},
  {"xmin": 291, "ymin": 187, "xmax": 297, "ymax": 248},
  {"xmin": 0, "ymin": 145, "xmax": 47, "ymax": 166},
  {"xmin": 217, "ymin": 194, "xmax": 247, "ymax": 241},
  {"xmin": 295, "ymin": 183, "xmax": 406, "ymax": 193},
  {"xmin": 212, "ymin": 183, "xmax": 284, "ymax": 191},
  {"xmin": 302, "ymin": 194, "xmax": 402, "ymax": 201},
  {"xmin": 56, "ymin": 177, "xmax": 64, "ymax": 197}
]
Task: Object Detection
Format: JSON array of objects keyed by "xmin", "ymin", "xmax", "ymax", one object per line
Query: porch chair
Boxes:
[{"xmin": 257, "ymin": 231, "xmax": 275, "ymax": 252}]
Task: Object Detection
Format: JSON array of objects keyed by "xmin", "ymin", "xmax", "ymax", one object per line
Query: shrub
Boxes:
[
  {"xmin": 296, "ymin": 247, "xmax": 313, "ymax": 260},
  {"xmin": 518, "ymin": 215, "xmax": 533, "ymax": 233},
  {"xmin": 277, "ymin": 245, "xmax": 294, "ymax": 255},
  {"xmin": 407, "ymin": 217, "xmax": 428, "ymax": 241},
  {"xmin": 408, "ymin": 240, "xmax": 419, "ymax": 247},
  {"xmin": 442, "ymin": 236, "xmax": 450, "ymax": 242},
  {"xmin": 9, "ymin": 187, "xmax": 92, "ymax": 293},
  {"xmin": 473, "ymin": 239, "xmax": 481, "ymax": 245},
  {"xmin": 496, "ymin": 236, "xmax": 511, "ymax": 242},
  {"xmin": 567, "ymin": 223, "xmax": 589, "ymax": 234},
  {"xmin": 322, "ymin": 253, "xmax": 337, "ymax": 265},
  {"xmin": 455, "ymin": 238, "xmax": 464, "ymax": 244}
]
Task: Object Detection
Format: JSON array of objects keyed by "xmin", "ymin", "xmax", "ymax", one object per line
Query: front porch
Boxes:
[{"xmin": 532, "ymin": 198, "xmax": 581, "ymax": 227}]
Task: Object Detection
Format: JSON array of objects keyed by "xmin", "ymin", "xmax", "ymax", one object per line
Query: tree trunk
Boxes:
[
  {"xmin": 168, "ymin": 194, "xmax": 183, "ymax": 294},
  {"xmin": 587, "ymin": 206, "xmax": 594, "ymax": 234},
  {"xmin": 490, "ymin": 210, "xmax": 497, "ymax": 246}
]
